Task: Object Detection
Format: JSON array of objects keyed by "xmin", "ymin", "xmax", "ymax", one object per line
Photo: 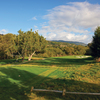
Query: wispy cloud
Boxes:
[
  {"xmin": 0, "ymin": 29, "xmax": 7, "ymax": 34},
  {"xmin": 34, "ymin": 25, "xmax": 38, "ymax": 28},
  {"xmin": 32, "ymin": 17, "xmax": 37, "ymax": 20},
  {"xmin": 39, "ymin": 1, "xmax": 100, "ymax": 43}
]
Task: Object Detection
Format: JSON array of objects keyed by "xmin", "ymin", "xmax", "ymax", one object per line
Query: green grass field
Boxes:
[{"xmin": 0, "ymin": 55, "xmax": 100, "ymax": 100}]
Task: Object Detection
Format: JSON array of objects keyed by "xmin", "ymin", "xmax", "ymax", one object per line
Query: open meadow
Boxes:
[{"xmin": 0, "ymin": 55, "xmax": 100, "ymax": 100}]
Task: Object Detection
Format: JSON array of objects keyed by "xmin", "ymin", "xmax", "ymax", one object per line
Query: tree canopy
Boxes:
[
  {"xmin": 0, "ymin": 33, "xmax": 17, "ymax": 59},
  {"xmin": 16, "ymin": 29, "xmax": 47, "ymax": 61},
  {"xmin": 0, "ymin": 29, "xmax": 47, "ymax": 60},
  {"xmin": 90, "ymin": 26, "xmax": 100, "ymax": 59}
]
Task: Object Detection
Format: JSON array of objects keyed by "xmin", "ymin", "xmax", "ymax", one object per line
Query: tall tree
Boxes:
[
  {"xmin": 0, "ymin": 33, "xmax": 17, "ymax": 59},
  {"xmin": 90, "ymin": 26, "xmax": 100, "ymax": 60},
  {"xmin": 5, "ymin": 33, "xmax": 17, "ymax": 58},
  {"xmin": 17, "ymin": 29, "xmax": 47, "ymax": 61}
]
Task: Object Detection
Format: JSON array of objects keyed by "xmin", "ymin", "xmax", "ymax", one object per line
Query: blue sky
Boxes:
[{"xmin": 0, "ymin": 0, "xmax": 100, "ymax": 44}]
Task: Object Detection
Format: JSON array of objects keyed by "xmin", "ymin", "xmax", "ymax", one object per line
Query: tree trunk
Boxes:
[
  {"xmin": 28, "ymin": 51, "xmax": 35, "ymax": 61},
  {"xmin": 22, "ymin": 56, "xmax": 24, "ymax": 62}
]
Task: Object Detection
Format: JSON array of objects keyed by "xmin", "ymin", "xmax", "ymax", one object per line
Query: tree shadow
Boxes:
[
  {"xmin": 0, "ymin": 59, "xmax": 16, "ymax": 64},
  {"xmin": 0, "ymin": 67, "xmax": 100, "ymax": 100},
  {"xmin": 0, "ymin": 75, "xmax": 29, "ymax": 100},
  {"xmin": 24, "ymin": 56, "xmax": 96, "ymax": 67},
  {"xmin": 0, "ymin": 58, "xmax": 28, "ymax": 65}
]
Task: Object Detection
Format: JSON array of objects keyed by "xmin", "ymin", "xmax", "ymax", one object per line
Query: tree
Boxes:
[
  {"xmin": 5, "ymin": 33, "xmax": 17, "ymax": 58},
  {"xmin": 0, "ymin": 33, "xmax": 17, "ymax": 59},
  {"xmin": 90, "ymin": 26, "xmax": 100, "ymax": 60},
  {"xmin": 16, "ymin": 29, "xmax": 47, "ymax": 61},
  {"xmin": 74, "ymin": 45, "xmax": 87, "ymax": 55},
  {"xmin": 64, "ymin": 47, "xmax": 74, "ymax": 55}
]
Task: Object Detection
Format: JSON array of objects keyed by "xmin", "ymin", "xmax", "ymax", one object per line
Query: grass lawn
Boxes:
[{"xmin": 0, "ymin": 55, "xmax": 100, "ymax": 100}]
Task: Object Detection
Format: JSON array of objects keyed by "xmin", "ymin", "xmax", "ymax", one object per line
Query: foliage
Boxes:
[
  {"xmin": 38, "ymin": 47, "xmax": 66, "ymax": 57},
  {"xmin": 0, "ymin": 33, "xmax": 17, "ymax": 59},
  {"xmin": 90, "ymin": 26, "xmax": 100, "ymax": 58},
  {"xmin": 16, "ymin": 29, "xmax": 47, "ymax": 60},
  {"xmin": 74, "ymin": 45, "xmax": 88, "ymax": 55},
  {"xmin": 0, "ymin": 29, "xmax": 90, "ymax": 60},
  {"xmin": 0, "ymin": 29, "xmax": 47, "ymax": 60},
  {"xmin": 63, "ymin": 47, "xmax": 74, "ymax": 55}
]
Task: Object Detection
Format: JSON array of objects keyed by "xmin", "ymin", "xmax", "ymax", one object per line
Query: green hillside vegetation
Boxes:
[
  {"xmin": 0, "ymin": 29, "xmax": 90, "ymax": 60},
  {"xmin": 51, "ymin": 40, "xmax": 87, "ymax": 46},
  {"xmin": 48, "ymin": 41, "xmax": 76, "ymax": 48}
]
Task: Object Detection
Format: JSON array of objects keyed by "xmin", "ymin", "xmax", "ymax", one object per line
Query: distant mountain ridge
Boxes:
[{"xmin": 51, "ymin": 40, "xmax": 87, "ymax": 46}]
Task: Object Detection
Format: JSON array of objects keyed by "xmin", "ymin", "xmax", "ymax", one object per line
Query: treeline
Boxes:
[
  {"xmin": 37, "ymin": 42, "xmax": 90, "ymax": 57},
  {"xmin": 0, "ymin": 29, "xmax": 90, "ymax": 60}
]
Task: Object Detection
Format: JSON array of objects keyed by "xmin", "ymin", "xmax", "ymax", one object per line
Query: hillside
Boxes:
[
  {"xmin": 50, "ymin": 40, "xmax": 87, "ymax": 46},
  {"xmin": 48, "ymin": 40, "xmax": 75, "ymax": 47}
]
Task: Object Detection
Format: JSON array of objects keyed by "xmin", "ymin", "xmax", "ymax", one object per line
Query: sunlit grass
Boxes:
[{"xmin": 0, "ymin": 55, "xmax": 100, "ymax": 100}]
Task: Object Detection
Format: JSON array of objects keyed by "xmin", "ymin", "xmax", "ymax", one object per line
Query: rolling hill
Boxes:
[{"xmin": 50, "ymin": 40, "xmax": 87, "ymax": 46}]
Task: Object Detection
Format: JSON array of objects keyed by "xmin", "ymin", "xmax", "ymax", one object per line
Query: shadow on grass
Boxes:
[
  {"xmin": 0, "ymin": 59, "xmax": 16, "ymax": 64},
  {"xmin": 0, "ymin": 59, "xmax": 28, "ymax": 65},
  {"xmin": 24, "ymin": 56, "xmax": 95, "ymax": 67},
  {"xmin": 0, "ymin": 67, "xmax": 100, "ymax": 100}
]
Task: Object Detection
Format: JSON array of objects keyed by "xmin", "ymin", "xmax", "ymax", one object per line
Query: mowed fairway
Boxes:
[{"xmin": 0, "ymin": 56, "xmax": 100, "ymax": 100}]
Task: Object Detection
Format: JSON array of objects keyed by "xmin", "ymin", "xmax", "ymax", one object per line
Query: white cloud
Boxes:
[
  {"xmin": 40, "ymin": 1, "xmax": 100, "ymax": 43},
  {"xmin": 0, "ymin": 29, "xmax": 7, "ymax": 34},
  {"xmin": 43, "ymin": 30, "xmax": 89, "ymax": 43},
  {"xmin": 34, "ymin": 25, "xmax": 38, "ymax": 28},
  {"xmin": 32, "ymin": 17, "xmax": 37, "ymax": 20}
]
